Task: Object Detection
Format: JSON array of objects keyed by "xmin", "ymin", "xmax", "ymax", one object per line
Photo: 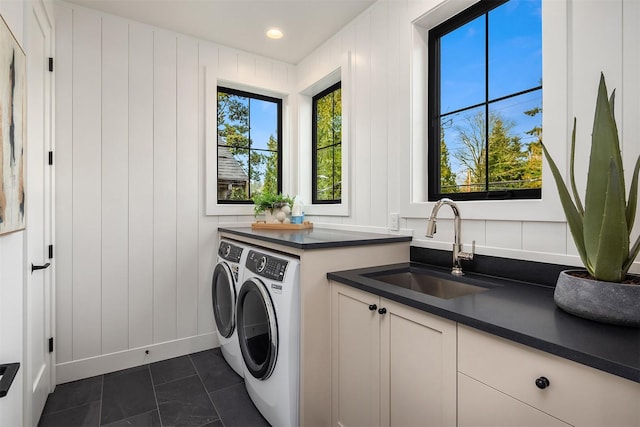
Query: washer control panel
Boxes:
[
  {"xmin": 218, "ymin": 241, "xmax": 243, "ymax": 263},
  {"xmin": 246, "ymin": 250, "xmax": 288, "ymax": 282}
]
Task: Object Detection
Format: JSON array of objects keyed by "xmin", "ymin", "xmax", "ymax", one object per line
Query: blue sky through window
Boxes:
[{"xmin": 439, "ymin": 0, "xmax": 542, "ymax": 183}]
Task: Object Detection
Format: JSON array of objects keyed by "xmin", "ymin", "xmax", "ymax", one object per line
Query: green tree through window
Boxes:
[
  {"xmin": 313, "ymin": 82, "xmax": 342, "ymax": 203},
  {"xmin": 216, "ymin": 87, "xmax": 282, "ymax": 203},
  {"xmin": 428, "ymin": 0, "xmax": 542, "ymax": 201}
]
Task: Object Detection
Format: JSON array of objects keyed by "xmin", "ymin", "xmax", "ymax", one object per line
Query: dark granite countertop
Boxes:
[
  {"xmin": 218, "ymin": 227, "xmax": 412, "ymax": 250},
  {"xmin": 328, "ymin": 262, "xmax": 640, "ymax": 383}
]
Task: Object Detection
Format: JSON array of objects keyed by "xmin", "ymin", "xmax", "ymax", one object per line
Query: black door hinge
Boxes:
[
  {"xmin": 48, "ymin": 337, "xmax": 54, "ymax": 353},
  {"xmin": 48, "ymin": 57, "xmax": 53, "ymax": 72},
  {"xmin": 48, "ymin": 151, "xmax": 53, "ymax": 165},
  {"xmin": 48, "ymin": 245, "xmax": 53, "ymax": 259}
]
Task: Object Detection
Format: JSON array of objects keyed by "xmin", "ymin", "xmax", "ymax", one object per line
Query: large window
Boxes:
[
  {"xmin": 428, "ymin": 0, "xmax": 542, "ymax": 201},
  {"xmin": 312, "ymin": 82, "xmax": 342, "ymax": 204},
  {"xmin": 217, "ymin": 87, "xmax": 282, "ymax": 203}
]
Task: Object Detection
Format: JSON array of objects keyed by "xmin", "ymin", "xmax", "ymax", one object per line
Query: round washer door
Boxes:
[
  {"xmin": 211, "ymin": 262, "xmax": 236, "ymax": 338},
  {"xmin": 237, "ymin": 278, "xmax": 278, "ymax": 380}
]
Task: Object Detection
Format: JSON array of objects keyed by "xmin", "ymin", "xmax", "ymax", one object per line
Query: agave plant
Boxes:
[{"xmin": 541, "ymin": 73, "xmax": 640, "ymax": 283}]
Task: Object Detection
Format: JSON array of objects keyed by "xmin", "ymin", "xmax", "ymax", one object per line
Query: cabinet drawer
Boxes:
[
  {"xmin": 458, "ymin": 325, "xmax": 640, "ymax": 427},
  {"xmin": 458, "ymin": 373, "xmax": 570, "ymax": 427}
]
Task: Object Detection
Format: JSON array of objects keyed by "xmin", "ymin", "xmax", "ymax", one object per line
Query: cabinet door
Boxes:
[
  {"xmin": 380, "ymin": 299, "xmax": 457, "ymax": 427},
  {"xmin": 331, "ymin": 283, "xmax": 381, "ymax": 427},
  {"xmin": 458, "ymin": 373, "xmax": 571, "ymax": 427}
]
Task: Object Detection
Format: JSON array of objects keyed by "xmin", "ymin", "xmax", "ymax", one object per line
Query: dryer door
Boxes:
[
  {"xmin": 212, "ymin": 262, "xmax": 237, "ymax": 338},
  {"xmin": 237, "ymin": 278, "xmax": 278, "ymax": 380}
]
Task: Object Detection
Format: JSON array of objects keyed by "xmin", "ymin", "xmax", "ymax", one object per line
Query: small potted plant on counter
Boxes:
[
  {"xmin": 252, "ymin": 191, "xmax": 293, "ymax": 223},
  {"xmin": 542, "ymin": 73, "xmax": 640, "ymax": 327}
]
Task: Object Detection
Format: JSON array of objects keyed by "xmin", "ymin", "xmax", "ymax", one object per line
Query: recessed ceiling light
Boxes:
[{"xmin": 266, "ymin": 28, "xmax": 283, "ymax": 40}]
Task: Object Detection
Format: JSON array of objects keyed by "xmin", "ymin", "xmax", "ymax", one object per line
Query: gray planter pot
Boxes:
[{"xmin": 554, "ymin": 270, "xmax": 640, "ymax": 327}]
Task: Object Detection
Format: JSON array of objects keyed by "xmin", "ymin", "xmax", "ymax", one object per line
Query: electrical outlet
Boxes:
[{"xmin": 389, "ymin": 213, "xmax": 399, "ymax": 231}]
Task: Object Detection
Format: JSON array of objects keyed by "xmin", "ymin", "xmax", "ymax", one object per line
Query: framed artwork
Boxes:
[{"xmin": 0, "ymin": 14, "xmax": 25, "ymax": 235}]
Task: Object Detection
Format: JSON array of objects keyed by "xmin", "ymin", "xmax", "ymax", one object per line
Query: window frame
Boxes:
[
  {"xmin": 427, "ymin": 0, "xmax": 542, "ymax": 202},
  {"xmin": 216, "ymin": 86, "xmax": 283, "ymax": 204},
  {"xmin": 311, "ymin": 81, "xmax": 342, "ymax": 205}
]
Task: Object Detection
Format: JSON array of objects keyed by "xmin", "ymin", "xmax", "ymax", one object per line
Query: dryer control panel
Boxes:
[
  {"xmin": 218, "ymin": 241, "xmax": 243, "ymax": 263},
  {"xmin": 246, "ymin": 250, "xmax": 288, "ymax": 282}
]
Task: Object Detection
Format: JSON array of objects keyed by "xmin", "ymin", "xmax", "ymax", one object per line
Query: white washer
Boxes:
[
  {"xmin": 212, "ymin": 239, "xmax": 247, "ymax": 377},
  {"xmin": 237, "ymin": 248, "xmax": 300, "ymax": 427}
]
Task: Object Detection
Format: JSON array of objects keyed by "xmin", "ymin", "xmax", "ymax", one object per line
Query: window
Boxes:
[
  {"xmin": 312, "ymin": 82, "xmax": 342, "ymax": 204},
  {"xmin": 216, "ymin": 87, "xmax": 282, "ymax": 203},
  {"xmin": 428, "ymin": 0, "xmax": 542, "ymax": 201}
]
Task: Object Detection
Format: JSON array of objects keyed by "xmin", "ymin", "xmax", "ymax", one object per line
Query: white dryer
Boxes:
[
  {"xmin": 237, "ymin": 248, "xmax": 300, "ymax": 427},
  {"xmin": 212, "ymin": 239, "xmax": 247, "ymax": 377}
]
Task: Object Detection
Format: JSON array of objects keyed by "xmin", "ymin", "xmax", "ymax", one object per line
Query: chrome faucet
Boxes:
[{"xmin": 426, "ymin": 198, "xmax": 475, "ymax": 276}]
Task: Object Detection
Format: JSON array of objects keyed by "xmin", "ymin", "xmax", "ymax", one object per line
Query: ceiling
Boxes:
[{"xmin": 64, "ymin": 0, "xmax": 376, "ymax": 64}]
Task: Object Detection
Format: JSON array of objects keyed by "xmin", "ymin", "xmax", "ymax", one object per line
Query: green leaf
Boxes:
[
  {"xmin": 588, "ymin": 158, "xmax": 628, "ymax": 282},
  {"xmin": 541, "ymin": 142, "xmax": 589, "ymax": 270},
  {"xmin": 626, "ymin": 155, "xmax": 640, "ymax": 234},
  {"xmin": 568, "ymin": 118, "xmax": 584, "ymax": 215},
  {"xmin": 583, "ymin": 75, "xmax": 626, "ymax": 268},
  {"xmin": 623, "ymin": 233, "xmax": 640, "ymax": 277}
]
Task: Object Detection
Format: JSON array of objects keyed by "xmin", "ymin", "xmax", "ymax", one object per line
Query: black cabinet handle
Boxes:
[
  {"xmin": 31, "ymin": 262, "xmax": 51, "ymax": 273},
  {"xmin": 535, "ymin": 376, "xmax": 550, "ymax": 389},
  {"xmin": 368, "ymin": 304, "xmax": 377, "ymax": 311},
  {"xmin": 378, "ymin": 307, "xmax": 387, "ymax": 315},
  {"xmin": 0, "ymin": 363, "xmax": 20, "ymax": 398}
]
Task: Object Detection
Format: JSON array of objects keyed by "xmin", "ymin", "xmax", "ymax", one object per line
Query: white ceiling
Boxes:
[{"xmin": 64, "ymin": 0, "xmax": 376, "ymax": 64}]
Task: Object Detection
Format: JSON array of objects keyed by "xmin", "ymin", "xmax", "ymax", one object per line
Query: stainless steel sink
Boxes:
[{"xmin": 366, "ymin": 268, "xmax": 489, "ymax": 300}]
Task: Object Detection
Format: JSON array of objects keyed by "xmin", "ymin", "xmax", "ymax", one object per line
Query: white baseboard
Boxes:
[{"xmin": 55, "ymin": 333, "xmax": 219, "ymax": 385}]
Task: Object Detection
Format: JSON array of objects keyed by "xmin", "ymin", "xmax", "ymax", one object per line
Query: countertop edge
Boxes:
[{"xmin": 219, "ymin": 227, "xmax": 412, "ymax": 249}]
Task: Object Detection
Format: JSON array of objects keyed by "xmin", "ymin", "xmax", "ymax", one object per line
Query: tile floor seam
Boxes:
[
  {"xmin": 98, "ymin": 374, "xmax": 104, "ymax": 426},
  {"xmin": 39, "ymin": 399, "xmax": 102, "ymax": 418},
  {"xmin": 190, "ymin": 353, "xmax": 224, "ymax": 425},
  {"xmin": 148, "ymin": 364, "xmax": 164, "ymax": 427}
]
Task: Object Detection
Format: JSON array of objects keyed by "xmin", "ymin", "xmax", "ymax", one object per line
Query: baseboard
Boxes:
[{"xmin": 55, "ymin": 333, "xmax": 219, "ymax": 385}]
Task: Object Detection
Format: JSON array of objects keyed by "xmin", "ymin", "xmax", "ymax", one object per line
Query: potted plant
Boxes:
[
  {"xmin": 541, "ymin": 73, "xmax": 640, "ymax": 326},
  {"xmin": 252, "ymin": 191, "xmax": 293, "ymax": 223}
]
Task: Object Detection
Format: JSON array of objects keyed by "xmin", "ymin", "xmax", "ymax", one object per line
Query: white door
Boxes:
[{"xmin": 26, "ymin": 2, "xmax": 54, "ymax": 425}]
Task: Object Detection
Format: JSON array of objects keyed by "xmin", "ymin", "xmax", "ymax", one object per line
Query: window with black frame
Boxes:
[
  {"xmin": 428, "ymin": 0, "xmax": 542, "ymax": 201},
  {"xmin": 216, "ymin": 87, "xmax": 282, "ymax": 203},
  {"xmin": 312, "ymin": 82, "xmax": 342, "ymax": 204}
]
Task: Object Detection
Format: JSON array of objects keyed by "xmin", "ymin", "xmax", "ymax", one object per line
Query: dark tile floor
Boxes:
[{"xmin": 38, "ymin": 348, "xmax": 271, "ymax": 427}]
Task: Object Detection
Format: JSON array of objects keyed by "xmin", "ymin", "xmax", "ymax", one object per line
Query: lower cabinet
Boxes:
[
  {"xmin": 458, "ymin": 373, "xmax": 570, "ymax": 427},
  {"xmin": 330, "ymin": 282, "xmax": 457, "ymax": 427},
  {"xmin": 458, "ymin": 324, "xmax": 640, "ymax": 427}
]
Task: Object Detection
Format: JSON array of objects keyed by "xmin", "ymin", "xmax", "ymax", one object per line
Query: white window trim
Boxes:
[
  {"xmin": 297, "ymin": 51, "xmax": 352, "ymax": 216},
  {"xmin": 205, "ymin": 66, "xmax": 292, "ymax": 215},
  {"xmin": 401, "ymin": 0, "xmax": 568, "ymax": 222}
]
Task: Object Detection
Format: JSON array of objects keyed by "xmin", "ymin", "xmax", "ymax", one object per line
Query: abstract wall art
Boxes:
[{"xmin": 0, "ymin": 14, "xmax": 25, "ymax": 235}]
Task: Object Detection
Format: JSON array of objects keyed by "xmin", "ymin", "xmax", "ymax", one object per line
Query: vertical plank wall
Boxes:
[
  {"xmin": 297, "ymin": 0, "xmax": 640, "ymax": 270},
  {"xmin": 54, "ymin": 3, "xmax": 294, "ymax": 381},
  {"xmin": 55, "ymin": 0, "xmax": 640, "ymax": 380}
]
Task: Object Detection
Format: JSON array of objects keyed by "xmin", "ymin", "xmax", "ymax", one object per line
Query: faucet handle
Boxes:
[{"xmin": 459, "ymin": 240, "xmax": 475, "ymax": 261}]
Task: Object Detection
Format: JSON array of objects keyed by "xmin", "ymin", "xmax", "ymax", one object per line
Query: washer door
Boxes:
[
  {"xmin": 237, "ymin": 278, "xmax": 278, "ymax": 380},
  {"xmin": 211, "ymin": 262, "xmax": 236, "ymax": 338}
]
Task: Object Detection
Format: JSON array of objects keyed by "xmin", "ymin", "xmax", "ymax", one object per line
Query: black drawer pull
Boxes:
[
  {"xmin": 535, "ymin": 376, "xmax": 550, "ymax": 389},
  {"xmin": 368, "ymin": 304, "xmax": 377, "ymax": 311},
  {"xmin": 378, "ymin": 307, "xmax": 387, "ymax": 315},
  {"xmin": 31, "ymin": 262, "xmax": 51, "ymax": 273},
  {"xmin": 0, "ymin": 363, "xmax": 20, "ymax": 398}
]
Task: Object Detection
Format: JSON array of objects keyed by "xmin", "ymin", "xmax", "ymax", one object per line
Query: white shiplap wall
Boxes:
[
  {"xmin": 54, "ymin": 2, "xmax": 295, "ymax": 382},
  {"xmin": 54, "ymin": 0, "xmax": 640, "ymax": 381},
  {"xmin": 299, "ymin": 0, "xmax": 640, "ymax": 271}
]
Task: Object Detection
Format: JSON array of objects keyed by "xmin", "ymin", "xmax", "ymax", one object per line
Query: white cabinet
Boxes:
[
  {"xmin": 331, "ymin": 282, "xmax": 457, "ymax": 427},
  {"xmin": 458, "ymin": 324, "xmax": 640, "ymax": 427}
]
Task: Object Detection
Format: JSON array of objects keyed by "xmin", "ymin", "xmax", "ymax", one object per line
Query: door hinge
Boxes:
[
  {"xmin": 48, "ymin": 245, "xmax": 53, "ymax": 259},
  {"xmin": 48, "ymin": 57, "xmax": 53, "ymax": 72},
  {"xmin": 48, "ymin": 337, "xmax": 54, "ymax": 353},
  {"xmin": 48, "ymin": 151, "xmax": 53, "ymax": 165}
]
